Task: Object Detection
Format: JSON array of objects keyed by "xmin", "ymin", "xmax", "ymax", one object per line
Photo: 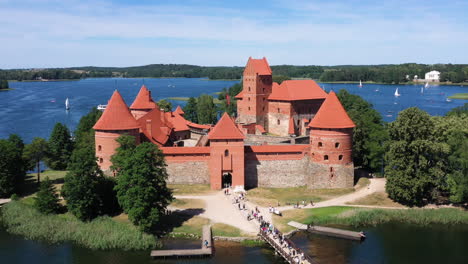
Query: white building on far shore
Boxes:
[{"xmin": 425, "ymin": 70, "xmax": 440, "ymax": 82}]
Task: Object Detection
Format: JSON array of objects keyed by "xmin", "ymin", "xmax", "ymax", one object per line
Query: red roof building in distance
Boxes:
[
  {"xmin": 268, "ymin": 80, "xmax": 328, "ymax": 101},
  {"xmin": 309, "ymin": 91, "xmax": 356, "ymax": 129},
  {"xmin": 208, "ymin": 113, "xmax": 245, "ymax": 140},
  {"xmin": 174, "ymin": 105, "xmax": 185, "ymax": 115},
  {"xmin": 93, "ymin": 90, "xmax": 140, "ymax": 131},
  {"xmin": 130, "ymin": 85, "xmax": 156, "ymax": 110}
]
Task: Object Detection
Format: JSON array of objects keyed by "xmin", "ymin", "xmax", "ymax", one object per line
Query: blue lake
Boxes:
[{"xmin": 0, "ymin": 78, "xmax": 466, "ymax": 142}]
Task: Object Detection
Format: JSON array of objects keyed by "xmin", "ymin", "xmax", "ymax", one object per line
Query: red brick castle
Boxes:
[{"xmin": 94, "ymin": 57, "xmax": 356, "ymax": 190}]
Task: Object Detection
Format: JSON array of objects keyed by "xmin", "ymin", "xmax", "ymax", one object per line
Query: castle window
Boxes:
[
  {"xmin": 339, "ymin": 155, "xmax": 343, "ymax": 160},
  {"xmin": 248, "ymin": 107, "xmax": 251, "ymax": 111},
  {"xmin": 263, "ymin": 107, "xmax": 265, "ymax": 111},
  {"xmin": 248, "ymin": 97, "xmax": 250, "ymax": 101},
  {"xmin": 263, "ymin": 97, "xmax": 265, "ymax": 101},
  {"xmin": 99, "ymin": 158, "xmax": 103, "ymax": 163},
  {"xmin": 335, "ymin": 142, "xmax": 340, "ymax": 148},
  {"xmin": 224, "ymin": 149, "xmax": 229, "ymax": 157},
  {"xmin": 324, "ymin": 155, "xmax": 329, "ymax": 161},
  {"xmin": 263, "ymin": 88, "xmax": 265, "ymax": 92},
  {"xmin": 318, "ymin": 142, "xmax": 323, "ymax": 147},
  {"xmin": 277, "ymin": 108, "xmax": 280, "ymax": 113},
  {"xmin": 248, "ymin": 87, "xmax": 251, "ymax": 91},
  {"xmin": 98, "ymin": 145, "xmax": 102, "ymax": 151},
  {"xmin": 330, "ymin": 167, "xmax": 334, "ymax": 172},
  {"xmin": 277, "ymin": 119, "xmax": 280, "ymax": 125}
]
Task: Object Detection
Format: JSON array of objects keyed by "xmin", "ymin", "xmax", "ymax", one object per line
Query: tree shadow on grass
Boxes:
[
  {"xmin": 151, "ymin": 208, "xmax": 205, "ymax": 237},
  {"xmin": 19, "ymin": 174, "xmax": 65, "ymax": 197}
]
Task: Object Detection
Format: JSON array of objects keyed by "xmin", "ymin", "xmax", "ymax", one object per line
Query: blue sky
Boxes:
[{"xmin": 1, "ymin": 0, "xmax": 467, "ymax": 68}]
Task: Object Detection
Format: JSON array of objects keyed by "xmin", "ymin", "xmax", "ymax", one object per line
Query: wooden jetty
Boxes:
[
  {"xmin": 150, "ymin": 225, "xmax": 213, "ymax": 258},
  {"xmin": 288, "ymin": 221, "xmax": 365, "ymax": 241},
  {"xmin": 0, "ymin": 199, "xmax": 11, "ymax": 207}
]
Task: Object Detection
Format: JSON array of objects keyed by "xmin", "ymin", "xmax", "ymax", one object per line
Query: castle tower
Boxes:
[
  {"xmin": 308, "ymin": 91, "xmax": 355, "ymax": 165},
  {"xmin": 236, "ymin": 57, "xmax": 272, "ymax": 128},
  {"xmin": 94, "ymin": 90, "xmax": 141, "ymax": 172},
  {"xmin": 208, "ymin": 113, "xmax": 245, "ymax": 190},
  {"xmin": 129, "ymin": 85, "xmax": 157, "ymax": 120}
]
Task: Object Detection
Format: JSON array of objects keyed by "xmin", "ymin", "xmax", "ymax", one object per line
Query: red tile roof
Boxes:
[
  {"xmin": 309, "ymin": 91, "xmax": 356, "ymax": 129},
  {"xmin": 93, "ymin": 90, "xmax": 140, "ymax": 131},
  {"xmin": 130, "ymin": 85, "xmax": 157, "ymax": 110},
  {"xmin": 268, "ymin": 80, "xmax": 327, "ymax": 101},
  {"xmin": 187, "ymin": 121, "xmax": 212, "ymax": 130},
  {"xmin": 245, "ymin": 57, "xmax": 272, "ymax": 75},
  {"xmin": 137, "ymin": 107, "xmax": 173, "ymax": 145},
  {"xmin": 255, "ymin": 124, "xmax": 266, "ymax": 134},
  {"xmin": 174, "ymin": 105, "xmax": 185, "ymax": 115},
  {"xmin": 234, "ymin": 90, "xmax": 244, "ymax": 99},
  {"xmin": 166, "ymin": 112, "xmax": 189, "ymax": 132},
  {"xmin": 208, "ymin": 113, "xmax": 245, "ymax": 140}
]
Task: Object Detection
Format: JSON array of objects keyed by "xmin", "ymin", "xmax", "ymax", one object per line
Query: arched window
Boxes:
[
  {"xmin": 324, "ymin": 155, "xmax": 329, "ymax": 161},
  {"xmin": 98, "ymin": 145, "xmax": 102, "ymax": 151},
  {"xmin": 224, "ymin": 149, "xmax": 229, "ymax": 157},
  {"xmin": 318, "ymin": 142, "xmax": 323, "ymax": 147},
  {"xmin": 277, "ymin": 119, "xmax": 280, "ymax": 125},
  {"xmin": 339, "ymin": 155, "xmax": 343, "ymax": 160},
  {"xmin": 335, "ymin": 142, "xmax": 340, "ymax": 148}
]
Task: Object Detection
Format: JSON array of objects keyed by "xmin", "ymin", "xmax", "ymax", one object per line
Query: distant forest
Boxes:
[{"xmin": 1, "ymin": 63, "xmax": 467, "ymax": 84}]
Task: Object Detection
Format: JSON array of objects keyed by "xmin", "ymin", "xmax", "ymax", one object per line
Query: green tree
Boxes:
[
  {"xmin": 157, "ymin": 99, "xmax": 172, "ymax": 112},
  {"xmin": 337, "ymin": 90, "xmax": 388, "ymax": 173},
  {"xmin": 47, "ymin": 123, "xmax": 74, "ymax": 170},
  {"xmin": 62, "ymin": 145, "xmax": 103, "ymax": 221},
  {"xmin": 75, "ymin": 107, "xmax": 102, "ymax": 148},
  {"xmin": 385, "ymin": 108, "xmax": 449, "ymax": 206},
  {"xmin": 183, "ymin": 97, "xmax": 198, "ymax": 123},
  {"xmin": 196, "ymin": 94, "xmax": 217, "ymax": 124},
  {"xmin": 111, "ymin": 135, "xmax": 173, "ymax": 232},
  {"xmin": 23, "ymin": 137, "xmax": 49, "ymax": 184},
  {"xmin": 0, "ymin": 79, "xmax": 9, "ymax": 89},
  {"xmin": 34, "ymin": 177, "xmax": 61, "ymax": 214},
  {"xmin": 8, "ymin": 134, "xmax": 26, "ymax": 192},
  {"xmin": 0, "ymin": 140, "xmax": 19, "ymax": 197},
  {"xmin": 272, "ymin": 75, "xmax": 291, "ymax": 84}
]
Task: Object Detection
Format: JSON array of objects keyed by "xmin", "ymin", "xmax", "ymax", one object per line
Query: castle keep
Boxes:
[{"xmin": 94, "ymin": 57, "xmax": 356, "ymax": 190}]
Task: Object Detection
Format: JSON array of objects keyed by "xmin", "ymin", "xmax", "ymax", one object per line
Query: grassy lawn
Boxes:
[
  {"xmin": 272, "ymin": 206, "xmax": 355, "ymax": 232},
  {"xmin": 170, "ymin": 216, "xmax": 210, "ymax": 237},
  {"xmin": 247, "ymin": 186, "xmax": 354, "ymax": 207},
  {"xmin": 448, "ymin": 93, "xmax": 468, "ymax": 99},
  {"xmin": 27, "ymin": 170, "xmax": 68, "ymax": 181},
  {"xmin": 354, "ymin": 177, "xmax": 370, "ymax": 189},
  {"xmin": 171, "ymin": 198, "xmax": 206, "ymax": 209},
  {"xmin": 168, "ymin": 184, "xmax": 215, "ymax": 196},
  {"xmin": 211, "ymin": 223, "xmax": 245, "ymax": 237},
  {"xmin": 346, "ymin": 192, "xmax": 404, "ymax": 208}
]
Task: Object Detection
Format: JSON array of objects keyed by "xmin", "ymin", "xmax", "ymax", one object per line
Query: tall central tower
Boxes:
[{"xmin": 236, "ymin": 57, "xmax": 272, "ymax": 129}]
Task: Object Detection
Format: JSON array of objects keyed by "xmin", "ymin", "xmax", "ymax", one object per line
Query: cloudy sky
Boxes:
[{"xmin": 1, "ymin": 0, "xmax": 467, "ymax": 68}]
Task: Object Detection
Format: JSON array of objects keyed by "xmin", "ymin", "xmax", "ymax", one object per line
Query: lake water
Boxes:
[
  {"xmin": 1, "ymin": 223, "xmax": 467, "ymax": 264},
  {"xmin": 0, "ymin": 78, "xmax": 466, "ymax": 143}
]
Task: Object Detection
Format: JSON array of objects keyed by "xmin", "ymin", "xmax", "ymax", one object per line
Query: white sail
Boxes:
[
  {"xmin": 425, "ymin": 82, "xmax": 429, "ymax": 88},
  {"xmin": 359, "ymin": 80, "xmax": 362, "ymax": 87},
  {"xmin": 421, "ymin": 87, "xmax": 424, "ymax": 94},
  {"xmin": 65, "ymin": 98, "xmax": 70, "ymax": 110},
  {"xmin": 394, "ymin": 88, "xmax": 400, "ymax": 97}
]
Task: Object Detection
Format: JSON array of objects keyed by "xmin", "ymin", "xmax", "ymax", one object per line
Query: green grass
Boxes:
[
  {"xmin": 171, "ymin": 198, "xmax": 206, "ymax": 209},
  {"xmin": 247, "ymin": 186, "xmax": 354, "ymax": 207},
  {"xmin": 170, "ymin": 216, "xmax": 210, "ymax": 237},
  {"xmin": 1, "ymin": 201, "xmax": 157, "ymax": 250},
  {"xmin": 346, "ymin": 192, "xmax": 404, "ymax": 207},
  {"xmin": 240, "ymin": 239, "xmax": 265, "ymax": 247},
  {"xmin": 448, "ymin": 93, "xmax": 468, "ymax": 100},
  {"xmin": 168, "ymin": 184, "xmax": 214, "ymax": 195},
  {"xmin": 273, "ymin": 206, "xmax": 468, "ymax": 232},
  {"xmin": 212, "ymin": 223, "xmax": 243, "ymax": 237}
]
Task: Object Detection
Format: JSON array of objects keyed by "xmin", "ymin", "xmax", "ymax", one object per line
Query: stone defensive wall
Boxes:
[{"xmin": 161, "ymin": 147, "xmax": 211, "ymax": 184}]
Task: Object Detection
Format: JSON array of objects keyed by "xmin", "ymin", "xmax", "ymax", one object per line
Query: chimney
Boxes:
[{"xmin": 146, "ymin": 119, "xmax": 152, "ymax": 137}]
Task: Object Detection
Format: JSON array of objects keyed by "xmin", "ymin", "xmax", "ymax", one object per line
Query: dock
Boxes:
[
  {"xmin": 288, "ymin": 221, "xmax": 365, "ymax": 241},
  {"xmin": 0, "ymin": 199, "xmax": 11, "ymax": 207},
  {"xmin": 150, "ymin": 225, "xmax": 213, "ymax": 258}
]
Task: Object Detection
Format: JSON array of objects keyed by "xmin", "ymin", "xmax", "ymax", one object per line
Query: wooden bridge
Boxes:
[
  {"xmin": 150, "ymin": 225, "xmax": 213, "ymax": 258},
  {"xmin": 288, "ymin": 221, "xmax": 365, "ymax": 241}
]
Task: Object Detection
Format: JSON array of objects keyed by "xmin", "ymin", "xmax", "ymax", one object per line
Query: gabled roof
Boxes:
[
  {"xmin": 93, "ymin": 90, "xmax": 140, "ymax": 131},
  {"xmin": 234, "ymin": 90, "xmax": 244, "ymax": 99},
  {"xmin": 130, "ymin": 85, "xmax": 157, "ymax": 110},
  {"xmin": 165, "ymin": 112, "xmax": 189, "ymax": 132},
  {"xmin": 208, "ymin": 113, "xmax": 245, "ymax": 140},
  {"xmin": 309, "ymin": 91, "xmax": 356, "ymax": 129},
  {"xmin": 137, "ymin": 107, "xmax": 173, "ymax": 145},
  {"xmin": 268, "ymin": 80, "xmax": 327, "ymax": 101},
  {"xmin": 244, "ymin": 57, "xmax": 272, "ymax": 75},
  {"xmin": 174, "ymin": 105, "xmax": 185, "ymax": 115}
]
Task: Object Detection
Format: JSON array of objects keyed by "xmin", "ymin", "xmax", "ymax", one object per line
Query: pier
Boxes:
[
  {"xmin": 288, "ymin": 221, "xmax": 365, "ymax": 241},
  {"xmin": 150, "ymin": 225, "xmax": 213, "ymax": 258},
  {"xmin": 0, "ymin": 199, "xmax": 11, "ymax": 207}
]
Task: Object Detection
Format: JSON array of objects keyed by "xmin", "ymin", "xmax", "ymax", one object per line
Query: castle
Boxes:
[{"xmin": 93, "ymin": 57, "xmax": 356, "ymax": 190}]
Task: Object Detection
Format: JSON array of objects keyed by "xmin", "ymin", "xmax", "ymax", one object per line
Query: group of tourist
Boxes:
[{"xmin": 268, "ymin": 206, "xmax": 282, "ymax": 216}]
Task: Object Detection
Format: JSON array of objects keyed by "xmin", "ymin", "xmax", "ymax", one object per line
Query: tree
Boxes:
[
  {"xmin": 74, "ymin": 107, "xmax": 102, "ymax": 148},
  {"xmin": 196, "ymin": 94, "xmax": 217, "ymax": 124},
  {"xmin": 8, "ymin": 134, "xmax": 26, "ymax": 192},
  {"xmin": 337, "ymin": 89, "xmax": 388, "ymax": 173},
  {"xmin": 272, "ymin": 75, "xmax": 291, "ymax": 84},
  {"xmin": 157, "ymin": 99, "xmax": 172, "ymax": 112},
  {"xmin": 111, "ymin": 135, "xmax": 173, "ymax": 232},
  {"xmin": 23, "ymin": 137, "xmax": 48, "ymax": 184},
  {"xmin": 0, "ymin": 140, "xmax": 19, "ymax": 197},
  {"xmin": 47, "ymin": 123, "xmax": 74, "ymax": 170},
  {"xmin": 61, "ymin": 145, "xmax": 103, "ymax": 221},
  {"xmin": 385, "ymin": 108, "xmax": 449, "ymax": 206},
  {"xmin": 0, "ymin": 79, "xmax": 9, "ymax": 89},
  {"xmin": 183, "ymin": 97, "xmax": 198, "ymax": 123},
  {"xmin": 34, "ymin": 177, "xmax": 61, "ymax": 214}
]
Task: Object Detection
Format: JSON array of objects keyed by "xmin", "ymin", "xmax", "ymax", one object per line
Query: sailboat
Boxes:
[
  {"xmin": 358, "ymin": 80, "xmax": 363, "ymax": 87},
  {"xmin": 65, "ymin": 98, "xmax": 70, "ymax": 110},
  {"xmin": 394, "ymin": 88, "xmax": 401, "ymax": 97},
  {"xmin": 420, "ymin": 87, "xmax": 424, "ymax": 94},
  {"xmin": 424, "ymin": 82, "xmax": 429, "ymax": 89}
]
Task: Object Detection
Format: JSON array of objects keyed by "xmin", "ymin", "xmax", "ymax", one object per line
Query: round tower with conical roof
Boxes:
[
  {"xmin": 129, "ymin": 85, "xmax": 157, "ymax": 120},
  {"xmin": 94, "ymin": 90, "xmax": 141, "ymax": 172}
]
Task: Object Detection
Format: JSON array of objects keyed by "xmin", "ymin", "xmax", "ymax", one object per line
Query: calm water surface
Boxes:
[
  {"xmin": 1, "ymin": 223, "xmax": 467, "ymax": 264},
  {"xmin": 0, "ymin": 78, "xmax": 466, "ymax": 142}
]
